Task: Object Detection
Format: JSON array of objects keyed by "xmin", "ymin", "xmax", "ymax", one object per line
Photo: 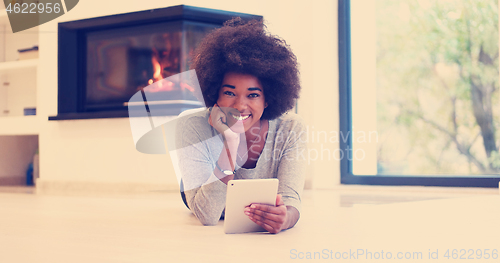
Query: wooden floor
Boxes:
[{"xmin": 0, "ymin": 186, "xmax": 499, "ymax": 263}]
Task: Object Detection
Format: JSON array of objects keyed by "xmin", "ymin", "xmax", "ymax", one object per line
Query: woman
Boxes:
[{"xmin": 177, "ymin": 18, "xmax": 306, "ymax": 234}]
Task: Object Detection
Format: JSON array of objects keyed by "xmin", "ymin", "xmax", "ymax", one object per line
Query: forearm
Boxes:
[
  {"xmin": 214, "ymin": 139, "xmax": 238, "ymax": 184},
  {"xmin": 185, "ymin": 179, "xmax": 227, "ymax": 225}
]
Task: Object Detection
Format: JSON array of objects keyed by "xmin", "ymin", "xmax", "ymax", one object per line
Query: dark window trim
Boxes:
[{"xmin": 338, "ymin": 0, "xmax": 500, "ymax": 188}]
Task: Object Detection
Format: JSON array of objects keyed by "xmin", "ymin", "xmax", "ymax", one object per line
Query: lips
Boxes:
[{"xmin": 225, "ymin": 111, "xmax": 253, "ymax": 133}]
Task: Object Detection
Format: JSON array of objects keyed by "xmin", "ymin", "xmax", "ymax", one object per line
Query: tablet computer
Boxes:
[{"xmin": 224, "ymin": 178, "xmax": 279, "ymax": 234}]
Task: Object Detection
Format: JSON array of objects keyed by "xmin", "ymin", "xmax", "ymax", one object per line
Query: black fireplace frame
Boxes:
[{"xmin": 49, "ymin": 5, "xmax": 262, "ymax": 120}]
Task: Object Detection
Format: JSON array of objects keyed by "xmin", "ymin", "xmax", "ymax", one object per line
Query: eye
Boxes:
[
  {"xmin": 223, "ymin": 91, "xmax": 235, "ymax": 96},
  {"xmin": 248, "ymin": 93, "xmax": 260, "ymax": 98}
]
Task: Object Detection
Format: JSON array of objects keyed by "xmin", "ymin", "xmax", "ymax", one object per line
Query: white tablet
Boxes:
[{"xmin": 224, "ymin": 178, "xmax": 279, "ymax": 234}]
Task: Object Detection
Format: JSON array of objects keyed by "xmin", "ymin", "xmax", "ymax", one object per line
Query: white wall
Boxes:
[
  {"xmin": 3, "ymin": 68, "xmax": 37, "ymax": 117},
  {"xmin": 37, "ymin": 0, "xmax": 339, "ymax": 191},
  {"xmin": 1, "ymin": 26, "xmax": 38, "ymax": 117}
]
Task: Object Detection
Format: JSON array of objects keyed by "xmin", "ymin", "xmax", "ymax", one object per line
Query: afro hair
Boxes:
[{"xmin": 190, "ymin": 17, "xmax": 301, "ymax": 120}]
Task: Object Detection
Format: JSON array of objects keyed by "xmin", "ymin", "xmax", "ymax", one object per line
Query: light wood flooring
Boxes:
[{"xmin": 0, "ymin": 186, "xmax": 499, "ymax": 263}]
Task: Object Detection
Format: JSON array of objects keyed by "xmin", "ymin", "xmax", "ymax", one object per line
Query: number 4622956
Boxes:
[
  {"xmin": 443, "ymin": 249, "xmax": 498, "ymax": 260},
  {"xmin": 6, "ymin": 2, "xmax": 61, "ymax": 14}
]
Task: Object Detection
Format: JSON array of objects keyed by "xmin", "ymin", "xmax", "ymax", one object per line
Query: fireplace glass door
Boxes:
[{"xmin": 85, "ymin": 21, "xmax": 217, "ymax": 112}]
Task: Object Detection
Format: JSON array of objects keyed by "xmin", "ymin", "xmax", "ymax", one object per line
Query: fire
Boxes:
[
  {"xmin": 146, "ymin": 49, "xmax": 175, "ymax": 92},
  {"xmin": 151, "ymin": 53, "xmax": 163, "ymax": 84},
  {"xmin": 145, "ymin": 35, "xmax": 195, "ymax": 94}
]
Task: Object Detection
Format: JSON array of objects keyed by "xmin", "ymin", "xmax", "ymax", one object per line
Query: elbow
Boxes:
[
  {"xmin": 191, "ymin": 207, "xmax": 221, "ymax": 226},
  {"xmin": 200, "ymin": 218, "xmax": 219, "ymax": 226},
  {"xmin": 197, "ymin": 214, "xmax": 220, "ymax": 226}
]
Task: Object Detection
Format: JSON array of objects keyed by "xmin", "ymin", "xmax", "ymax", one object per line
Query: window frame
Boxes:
[{"xmin": 338, "ymin": 0, "xmax": 500, "ymax": 188}]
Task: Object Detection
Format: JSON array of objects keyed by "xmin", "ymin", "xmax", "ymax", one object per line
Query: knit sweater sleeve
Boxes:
[
  {"xmin": 176, "ymin": 113, "xmax": 227, "ymax": 226},
  {"xmin": 274, "ymin": 114, "xmax": 307, "ymax": 214}
]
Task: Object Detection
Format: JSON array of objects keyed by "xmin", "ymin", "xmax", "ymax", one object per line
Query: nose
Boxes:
[{"xmin": 233, "ymin": 96, "xmax": 247, "ymax": 112}]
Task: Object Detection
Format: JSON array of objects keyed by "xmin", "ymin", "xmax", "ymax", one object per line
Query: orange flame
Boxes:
[
  {"xmin": 151, "ymin": 54, "xmax": 163, "ymax": 85},
  {"xmin": 147, "ymin": 50, "xmax": 175, "ymax": 92}
]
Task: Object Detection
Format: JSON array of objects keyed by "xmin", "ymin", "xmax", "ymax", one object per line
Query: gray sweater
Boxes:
[{"xmin": 176, "ymin": 109, "xmax": 307, "ymax": 225}]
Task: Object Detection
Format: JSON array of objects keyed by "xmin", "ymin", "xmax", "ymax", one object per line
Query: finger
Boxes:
[
  {"xmin": 250, "ymin": 203, "xmax": 283, "ymax": 215},
  {"xmin": 249, "ymin": 216, "xmax": 279, "ymax": 234},
  {"xmin": 209, "ymin": 105, "xmax": 228, "ymax": 129},
  {"xmin": 220, "ymin": 113, "xmax": 227, "ymax": 125},
  {"xmin": 246, "ymin": 205, "xmax": 285, "ymax": 233},
  {"xmin": 249, "ymin": 204, "xmax": 286, "ymax": 222},
  {"xmin": 208, "ymin": 109, "xmax": 213, "ymax": 126},
  {"xmin": 208, "ymin": 104, "xmax": 218, "ymax": 125},
  {"xmin": 276, "ymin": 194, "xmax": 285, "ymax": 206},
  {"xmin": 249, "ymin": 210, "xmax": 285, "ymax": 226},
  {"xmin": 213, "ymin": 104, "xmax": 230, "ymax": 126}
]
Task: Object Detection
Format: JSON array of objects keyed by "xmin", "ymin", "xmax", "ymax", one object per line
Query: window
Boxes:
[{"xmin": 339, "ymin": 0, "xmax": 500, "ymax": 187}]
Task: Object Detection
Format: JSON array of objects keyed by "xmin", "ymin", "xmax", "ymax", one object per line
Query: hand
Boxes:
[
  {"xmin": 208, "ymin": 104, "xmax": 240, "ymax": 147},
  {"xmin": 244, "ymin": 194, "xmax": 288, "ymax": 234}
]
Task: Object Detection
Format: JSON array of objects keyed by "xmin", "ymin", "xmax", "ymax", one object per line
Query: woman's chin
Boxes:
[
  {"xmin": 229, "ymin": 127, "xmax": 245, "ymax": 134},
  {"xmin": 228, "ymin": 122, "xmax": 246, "ymax": 133}
]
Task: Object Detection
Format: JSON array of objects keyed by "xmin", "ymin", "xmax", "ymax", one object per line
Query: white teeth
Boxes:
[{"xmin": 231, "ymin": 114, "xmax": 250, "ymax": 121}]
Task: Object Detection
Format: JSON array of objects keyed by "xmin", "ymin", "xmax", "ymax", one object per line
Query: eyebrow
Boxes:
[
  {"xmin": 221, "ymin": 85, "xmax": 262, "ymax": 92},
  {"xmin": 248, "ymin": 87, "xmax": 262, "ymax": 92}
]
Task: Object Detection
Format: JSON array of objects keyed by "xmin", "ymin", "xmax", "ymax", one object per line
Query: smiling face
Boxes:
[{"xmin": 216, "ymin": 72, "xmax": 266, "ymax": 134}]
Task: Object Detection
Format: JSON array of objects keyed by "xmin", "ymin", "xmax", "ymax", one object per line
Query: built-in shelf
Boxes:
[
  {"xmin": 0, "ymin": 115, "xmax": 40, "ymax": 135},
  {"xmin": 0, "ymin": 6, "xmax": 40, "ymax": 190},
  {"xmin": 0, "ymin": 59, "xmax": 38, "ymax": 72}
]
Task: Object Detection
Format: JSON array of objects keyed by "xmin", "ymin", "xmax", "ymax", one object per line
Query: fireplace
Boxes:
[{"xmin": 50, "ymin": 5, "xmax": 262, "ymax": 120}]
